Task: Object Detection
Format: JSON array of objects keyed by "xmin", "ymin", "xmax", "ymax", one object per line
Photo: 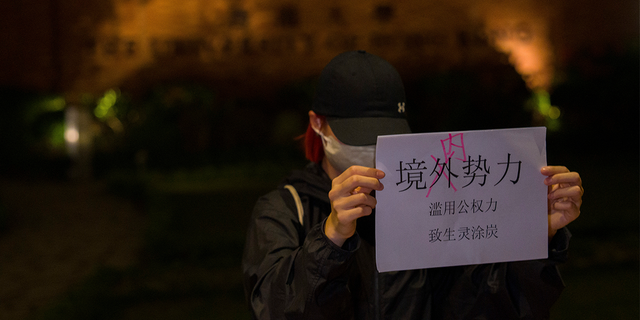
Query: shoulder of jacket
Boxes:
[{"xmin": 253, "ymin": 188, "xmax": 300, "ymax": 221}]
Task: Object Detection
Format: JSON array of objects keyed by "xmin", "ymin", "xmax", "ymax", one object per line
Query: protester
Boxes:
[{"xmin": 242, "ymin": 50, "xmax": 584, "ymax": 319}]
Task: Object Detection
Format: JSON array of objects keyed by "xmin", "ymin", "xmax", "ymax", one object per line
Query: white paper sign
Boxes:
[{"xmin": 375, "ymin": 127, "xmax": 548, "ymax": 272}]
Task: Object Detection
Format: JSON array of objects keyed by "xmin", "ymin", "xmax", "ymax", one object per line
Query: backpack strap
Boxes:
[{"xmin": 284, "ymin": 184, "xmax": 304, "ymax": 226}]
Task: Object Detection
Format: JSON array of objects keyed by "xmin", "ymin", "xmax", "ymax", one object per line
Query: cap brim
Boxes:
[{"xmin": 326, "ymin": 117, "xmax": 411, "ymax": 146}]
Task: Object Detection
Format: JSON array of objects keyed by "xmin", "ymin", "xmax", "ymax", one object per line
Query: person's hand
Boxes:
[
  {"xmin": 325, "ymin": 166, "xmax": 385, "ymax": 247},
  {"xmin": 542, "ymin": 166, "xmax": 583, "ymax": 241}
]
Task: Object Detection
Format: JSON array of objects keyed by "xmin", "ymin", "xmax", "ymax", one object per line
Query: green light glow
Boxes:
[
  {"xmin": 535, "ymin": 90, "xmax": 551, "ymax": 116},
  {"xmin": 94, "ymin": 89, "xmax": 118, "ymax": 119},
  {"xmin": 548, "ymin": 106, "xmax": 561, "ymax": 119},
  {"xmin": 45, "ymin": 97, "xmax": 66, "ymax": 112},
  {"xmin": 49, "ymin": 122, "xmax": 66, "ymax": 149},
  {"xmin": 546, "ymin": 118, "xmax": 561, "ymax": 131},
  {"xmin": 528, "ymin": 90, "xmax": 562, "ymax": 132},
  {"xmin": 24, "ymin": 96, "xmax": 66, "ymax": 123}
]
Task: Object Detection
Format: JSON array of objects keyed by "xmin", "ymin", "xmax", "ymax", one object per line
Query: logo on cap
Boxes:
[{"xmin": 398, "ymin": 102, "xmax": 405, "ymax": 113}]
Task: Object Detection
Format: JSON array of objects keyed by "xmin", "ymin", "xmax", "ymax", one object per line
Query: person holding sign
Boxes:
[{"xmin": 242, "ymin": 50, "xmax": 583, "ymax": 319}]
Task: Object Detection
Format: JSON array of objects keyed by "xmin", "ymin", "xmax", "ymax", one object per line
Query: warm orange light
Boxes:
[{"xmin": 475, "ymin": 1, "xmax": 555, "ymax": 90}]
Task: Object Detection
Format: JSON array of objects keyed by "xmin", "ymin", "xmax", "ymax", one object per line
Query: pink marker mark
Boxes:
[
  {"xmin": 441, "ymin": 133, "xmax": 466, "ymax": 162},
  {"xmin": 426, "ymin": 133, "xmax": 466, "ymax": 198}
]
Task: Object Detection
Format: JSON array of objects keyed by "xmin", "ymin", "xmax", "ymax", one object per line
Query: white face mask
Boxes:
[{"xmin": 314, "ymin": 128, "xmax": 376, "ymax": 173}]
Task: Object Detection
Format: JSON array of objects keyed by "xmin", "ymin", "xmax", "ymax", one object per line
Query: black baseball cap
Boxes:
[{"xmin": 312, "ymin": 50, "xmax": 411, "ymax": 146}]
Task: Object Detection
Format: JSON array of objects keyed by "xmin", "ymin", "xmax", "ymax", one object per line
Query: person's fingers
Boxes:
[
  {"xmin": 544, "ymin": 172, "xmax": 582, "ymax": 187},
  {"xmin": 333, "ymin": 166, "xmax": 385, "ymax": 185},
  {"xmin": 540, "ymin": 166, "xmax": 570, "ymax": 176},
  {"xmin": 335, "ymin": 205, "xmax": 374, "ymax": 223},
  {"xmin": 347, "ymin": 193, "xmax": 377, "ymax": 209},
  {"xmin": 548, "ymin": 185, "xmax": 583, "ymax": 202},
  {"xmin": 327, "ymin": 166, "xmax": 385, "ymax": 243},
  {"xmin": 544, "ymin": 167, "xmax": 584, "ymax": 238},
  {"xmin": 333, "ymin": 192, "xmax": 377, "ymax": 211},
  {"xmin": 552, "ymin": 200, "xmax": 573, "ymax": 210},
  {"xmin": 330, "ymin": 175, "xmax": 384, "ymax": 199},
  {"xmin": 352, "ymin": 186, "xmax": 373, "ymax": 195},
  {"xmin": 343, "ymin": 175, "xmax": 384, "ymax": 192}
]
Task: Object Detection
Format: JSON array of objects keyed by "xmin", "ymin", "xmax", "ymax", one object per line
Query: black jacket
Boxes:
[{"xmin": 242, "ymin": 162, "xmax": 570, "ymax": 319}]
